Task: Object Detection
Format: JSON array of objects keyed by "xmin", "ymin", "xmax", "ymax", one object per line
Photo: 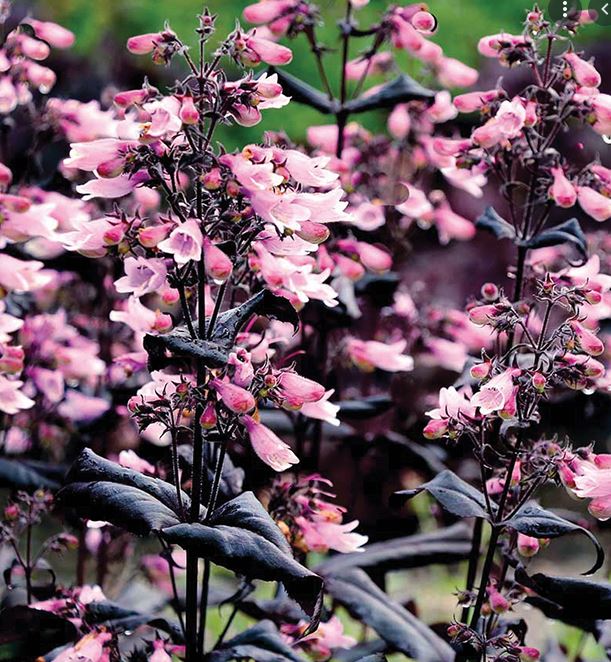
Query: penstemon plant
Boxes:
[{"xmin": 0, "ymin": 1, "xmax": 609, "ymax": 662}]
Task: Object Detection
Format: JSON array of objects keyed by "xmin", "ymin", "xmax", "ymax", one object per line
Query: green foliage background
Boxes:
[{"xmin": 30, "ymin": 0, "xmax": 605, "ymax": 148}]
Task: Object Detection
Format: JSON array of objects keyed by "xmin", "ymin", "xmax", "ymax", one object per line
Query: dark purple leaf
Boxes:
[
  {"xmin": 522, "ymin": 218, "xmax": 587, "ymax": 263},
  {"xmin": 391, "ymin": 470, "xmax": 493, "ymax": 520},
  {"xmin": 266, "ymin": 68, "xmax": 338, "ymax": 114},
  {"xmin": 324, "ymin": 569, "xmax": 453, "ymax": 662},
  {"xmin": 505, "ymin": 503, "xmax": 603, "ymax": 574},
  {"xmin": 476, "ymin": 207, "xmax": 516, "ymax": 241},
  {"xmin": 343, "ymin": 74, "xmax": 435, "ymax": 114}
]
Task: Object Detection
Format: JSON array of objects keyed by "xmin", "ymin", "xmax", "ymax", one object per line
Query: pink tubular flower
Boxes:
[
  {"xmin": 346, "ymin": 338, "xmax": 414, "ymax": 373},
  {"xmin": 286, "ymin": 615, "xmax": 356, "ymax": 659},
  {"xmin": 127, "ymin": 31, "xmax": 174, "ymax": 55},
  {"xmin": 158, "ymin": 219, "xmax": 204, "ymax": 265},
  {"xmin": 149, "ymin": 640, "xmax": 173, "ymax": 662},
  {"xmin": 242, "ymin": 414, "xmax": 299, "ymax": 471},
  {"xmin": 211, "ymin": 378, "xmax": 256, "ymax": 414},
  {"xmin": 572, "ymin": 460, "xmax": 611, "ymax": 520},
  {"xmin": 569, "ymin": 320, "xmax": 604, "ymax": 356},
  {"xmin": 354, "ymin": 242, "xmax": 392, "ymax": 272},
  {"xmin": 477, "ymin": 32, "xmax": 529, "ymax": 58},
  {"xmin": 53, "ymin": 631, "xmax": 112, "ymax": 662},
  {"xmin": 203, "ymin": 238, "xmax": 233, "ymax": 283},
  {"xmin": 243, "ymin": 1, "xmax": 297, "ymax": 24},
  {"xmin": 495, "ymin": 99, "xmax": 526, "ymax": 138},
  {"xmin": 470, "ymin": 369, "xmax": 521, "ymax": 415},
  {"xmin": 549, "ymin": 167, "xmax": 577, "ymax": 208},
  {"xmin": 563, "ymin": 52, "xmax": 601, "ymax": 88},
  {"xmin": 577, "ymin": 186, "xmax": 611, "ymax": 222},
  {"xmin": 0, "ymin": 377, "xmax": 35, "ymax": 415},
  {"xmin": 437, "ymin": 57, "xmax": 478, "ymax": 88},
  {"xmin": 296, "ymin": 516, "xmax": 367, "ymax": 554},
  {"xmin": 387, "ymin": 104, "xmax": 411, "ymax": 140},
  {"xmin": 425, "ymin": 386, "xmax": 477, "ymax": 425},
  {"xmin": 118, "ymin": 450, "xmax": 155, "ymax": 475},
  {"xmin": 300, "ymin": 389, "xmax": 340, "ymax": 426},
  {"xmin": 238, "ymin": 31, "xmax": 293, "ymax": 66},
  {"xmin": 453, "ymin": 89, "xmax": 501, "ymax": 113},
  {"xmin": 591, "ymin": 94, "xmax": 611, "ymax": 134},
  {"xmin": 275, "ymin": 371, "xmax": 326, "ymax": 409},
  {"xmin": 433, "ymin": 206, "xmax": 475, "ymax": 244},
  {"xmin": 114, "ymin": 257, "xmax": 167, "ymax": 297},
  {"xmin": 25, "ymin": 19, "xmax": 75, "ymax": 48}
]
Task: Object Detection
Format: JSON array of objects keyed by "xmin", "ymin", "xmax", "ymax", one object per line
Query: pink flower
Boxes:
[
  {"xmin": 549, "ymin": 167, "xmax": 577, "ymax": 208},
  {"xmin": 454, "ymin": 89, "xmax": 501, "ymax": 113},
  {"xmin": 471, "ymin": 369, "xmax": 521, "ymax": 415},
  {"xmin": 569, "ymin": 320, "xmax": 604, "ymax": 356},
  {"xmin": 495, "ymin": 99, "xmax": 526, "ymax": 137},
  {"xmin": 427, "ymin": 91, "xmax": 458, "ymax": 123},
  {"xmin": 433, "ymin": 205, "xmax": 475, "ymax": 244},
  {"xmin": 179, "ymin": 95, "xmax": 199, "ymax": 125},
  {"xmin": 158, "ymin": 219, "xmax": 204, "ymax": 265},
  {"xmin": 275, "ymin": 371, "xmax": 326, "ymax": 409},
  {"xmin": 114, "ymin": 257, "xmax": 167, "ymax": 297},
  {"xmin": 288, "ymin": 615, "xmax": 356, "ymax": 658},
  {"xmin": 110, "ymin": 296, "xmax": 173, "ymax": 334},
  {"xmin": 243, "ymin": 1, "xmax": 297, "ymax": 24},
  {"xmin": 564, "ymin": 52, "xmax": 601, "ymax": 88},
  {"xmin": 426, "ymin": 386, "xmax": 477, "ymax": 423},
  {"xmin": 211, "ymin": 378, "xmax": 256, "ymax": 414},
  {"xmin": 346, "ymin": 338, "xmax": 414, "ymax": 373},
  {"xmin": 0, "ymin": 377, "xmax": 35, "ymax": 415},
  {"xmin": 203, "ymin": 238, "xmax": 233, "ymax": 283},
  {"xmin": 118, "ymin": 450, "xmax": 155, "ymax": 475},
  {"xmin": 57, "ymin": 390, "xmax": 110, "ymax": 423},
  {"xmin": 127, "ymin": 31, "xmax": 174, "ymax": 55},
  {"xmin": 387, "ymin": 104, "xmax": 411, "ymax": 140},
  {"xmin": 471, "ymin": 117, "xmax": 506, "ymax": 148},
  {"xmin": 76, "ymin": 173, "xmax": 138, "ymax": 201},
  {"xmin": 300, "ymin": 389, "xmax": 340, "ymax": 426},
  {"xmin": 242, "ymin": 415, "xmax": 299, "ymax": 472},
  {"xmin": 436, "ymin": 57, "xmax": 478, "ymax": 88},
  {"xmin": 517, "ymin": 533, "xmax": 540, "ymax": 557},
  {"xmin": 296, "ymin": 516, "xmax": 367, "ymax": 554},
  {"xmin": 573, "ymin": 461, "xmax": 611, "ymax": 521},
  {"xmin": 239, "ymin": 31, "xmax": 293, "ymax": 66},
  {"xmin": 577, "ymin": 186, "xmax": 611, "ymax": 222},
  {"xmin": 0, "ymin": 255, "xmax": 52, "ymax": 292},
  {"xmin": 149, "ymin": 640, "xmax": 173, "ymax": 662},
  {"xmin": 477, "ymin": 32, "xmax": 529, "ymax": 58},
  {"xmin": 25, "ymin": 19, "xmax": 75, "ymax": 49},
  {"xmin": 53, "ymin": 632, "xmax": 112, "ymax": 662},
  {"xmin": 411, "ymin": 10, "xmax": 436, "ymax": 32},
  {"xmin": 590, "ymin": 94, "xmax": 611, "ymax": 134}
]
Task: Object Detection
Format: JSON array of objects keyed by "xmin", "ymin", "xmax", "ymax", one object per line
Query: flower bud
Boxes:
[
  {"xmin": 138, "ymin": 223, "xmax": 172, "ymax": 248},
  {"xmin": 103, "ymin": 224, "xmax": 125, "ymax": 246},
  {"xmin": 532, "ymin": 372, "xmax": 546, "ymax": 392},
  {"xmin": 200, "ymin": 402, "xmax": 217, "ymax": 429},
  {"xmin": 470, "ymin": 361, "xmax": 491, "ymax": 380},
  {"xmin": 296, "ymin": 221, "xmax": 330, "ymax": 245},
  {"xmin": 481, "ymin": 282, "xmax": 499, "ymax": 301},
  {"xmin": 411, "ymin": 10, "xmax": 437, "ymax": 33},
  {"xmin": 423, "ymin": 419, "xmax": 448, "ymax": 440},
  {"xmin": 517, "ymin": 533, "xmax": 540, "ymax": 557},
  {"xmin": 202, "ymin": 168, "xmax": 222, "ymax": 191},
  {"xmin": 488, "ymin": 588, "xmax": 510, "ymax": 614},
  {"xmin": 152, "ymin": 310, "xmax": 173, "ymax": 333},
  {"xmin": 179, "ymin": 96, "xmax": 199, "ymax": 125},
  {"xmin": 4, "ymin": 504, "xmax": 20, "ymax": 520}
]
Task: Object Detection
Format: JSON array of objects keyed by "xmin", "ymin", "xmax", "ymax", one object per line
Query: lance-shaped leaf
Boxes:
[
  {"xmin": 206, "ymin": 621, "xmax": 305, "ymax": 662},
  {"xmin": 335, "ymin": 641, "xmax": 388, "ymax": 662},
  {"xmin": 504, "ymin": 503, "xmax": 603, "ymax": 575},
  {"xmin": 343, "ymin": 74, "xmax": 435, "ymax": 114},
  {"xmin": 0, "ymin": 606, "xmax": 77, "ymax": 661},
  {"xmin": 144, "ymin": 290, "xmax": 299, "ymax": 370},
  {"xmin": 267, "ymin": 68, "xmax": 338, "ymax": 114},
  {"xmin": 63, "ymin": 448, "xmax": 192, "ymax": 518},
  {"xmin": 391, "ymin": 469, "xmax": 494, "ymax": 520},
  {"xmin": 315, "ymin": 522, "xmax": 471, "ymax": 576},
  {"xmin": 476, "ymin": 207, "xmax": 516, "ymax": 241},
  {"xmin": 516, "ymin": 567, "xmax": 611, "ymax": 621},
  {"xmin": 324, "ymin": 569, "xmax": 453, "ymax": 662},
  {"xmin": 522, "ymin": 218, "xmax": 587, "ymax": 263},
  {"xmin": 59, "ymin": 482, "xmax": 181, "ymax": 536},
  {"xmin": 0, "ymin": 458, "xmax": 60, "ymax": 491},
  {"xmin": 161, "ymin": 492, "xmax": 323, "ymax": 628},
  {"xmin": 85, "ymin": 601, "xmax": 183, "ymax": 642}
]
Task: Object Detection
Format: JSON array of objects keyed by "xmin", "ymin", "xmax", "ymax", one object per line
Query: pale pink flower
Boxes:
[
  {"xmin": 564, "ymin": 52, "xmax": 601, "ymax": 88},
  {"xmin": 296, "ymin": 516, "xmax": 367, "ymax": 554},
  {"xmin": 426, "ymin": 386, "xmax": 477, "ymax": 423},
  {"xmin": 454, "ymin": 89, "xmax": 501, "ymax": 113},
  {"xmin": 495, "ymin": 99, "xmax": 526, "ymax": 138},
  {"xmin": 149, "ymin": 640, "xmax": 173, "ymax": 662},
  {"xmin": 290, "ymin": 615, "xmax": 356, "ymax": 658},
  {"xmin": 387, "ymin": 103, "xmax": 411, "ymax": 140},
  {"xmin": 549, "ymin": 167, "xmax": 577, "ymax": 208},
  {"xmin": 590, "ymin": 94, "xmax": 611, "ymax": 135},
  {"xmin": 203, "ymin": 238, "xmax": 233, "ymax": 283},
  {"xmin": 300, "ymin": 389, "xmax": 340, "ymax": 426},
  {"xmin": 240, "ymin": 31, "xmax": 293, "ymax": 66},
  {"xmin": 396, "ymin": 185, "xmax": 433, "ymax": 220},
  {"xmin": 243, "ymin": 1, "xmax": 297, "ymax": 24},
  {"xmin": 573, "ymin": 461, "xmax": 611, "ymax": 521},
  {"xmin": 517, "ymin": 533, "xmax": 540, "ymax": 557},
  {"xmin": 577, "ymin": 186, "xmax": 611, "ymax": 222},
  {"xmin": 127, "ymin": 31, "xmax": 174, "ymax": 55},
  {"xmin": 346, "ymin": 338, "xmax": 414, "ymax": 373},
  {"xmin": 569, "ymin": 320, "xmax": 604, "ymax": 356},
  {"xmin": 118, "ymin": 450, "xmax": 155, "ymax": 475},
  {"xmin": 284, "ymin": 150, "xmax": 338, "ymax": 187},
  {"xmin": 31, "ymin": 367, "xmax": 64, "ymax": 403},
  {"xmin": 433, "ymin": 205, "xmax": 475, "ymax": 244},
  {"xmin": 57, "ymin": 390, "xmax": 110, "ymax": 423},
  {"xmin": 242, "ymin": 415, "xmax": 299, "ymax": 472},
  {"xmin": 471, "ymin": 369, "xmax": 521, "ymax": 415},
  {"xmin": 0, "ymin": 255, "xmax": 52, "ymax": 292},
  {"xmin": 427, "ymin": 91, "xmax": 458, "ymax": 123},
  {"xmin": 0, "ymin": 377, "xmax": 34, "ymax": 415},
  {"xmin": 76, "ymin": 173, "xmax": 137, "ymax": 200},
  {"xmin": 211, "ymin": 378, "xmax": 256, "ymax": 414},
  {"xmin": 25, "ymin": 19, "xmax": 75, "ymax": 48},
  {"xmin": 477, "ymin": 32, "xmax": 529, "ymax": 58},
  {"xmin": 436, "ymin": 57, "xmax": 478, "ymax": 88},
  {"xmin": 158, "ymin": 219, "xmax": 204, "ymax": 265},
  {"xmin": 349, "ymin": 201, "xmax": 385, "ymax": 231},
  {"xmin": 53, "ymin": 631, "xmax": 112, "ymax": 662},
  {"xmin": 275, "ymin": 371, "xmax": 326, "ymax": 408},
  {"xmin": 114, "ymin": 257, "xmax": 167, "ymax": 297},
  {"xmin": 110, "ymin": 296, "xmax": 172, "ymax": 334}
]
